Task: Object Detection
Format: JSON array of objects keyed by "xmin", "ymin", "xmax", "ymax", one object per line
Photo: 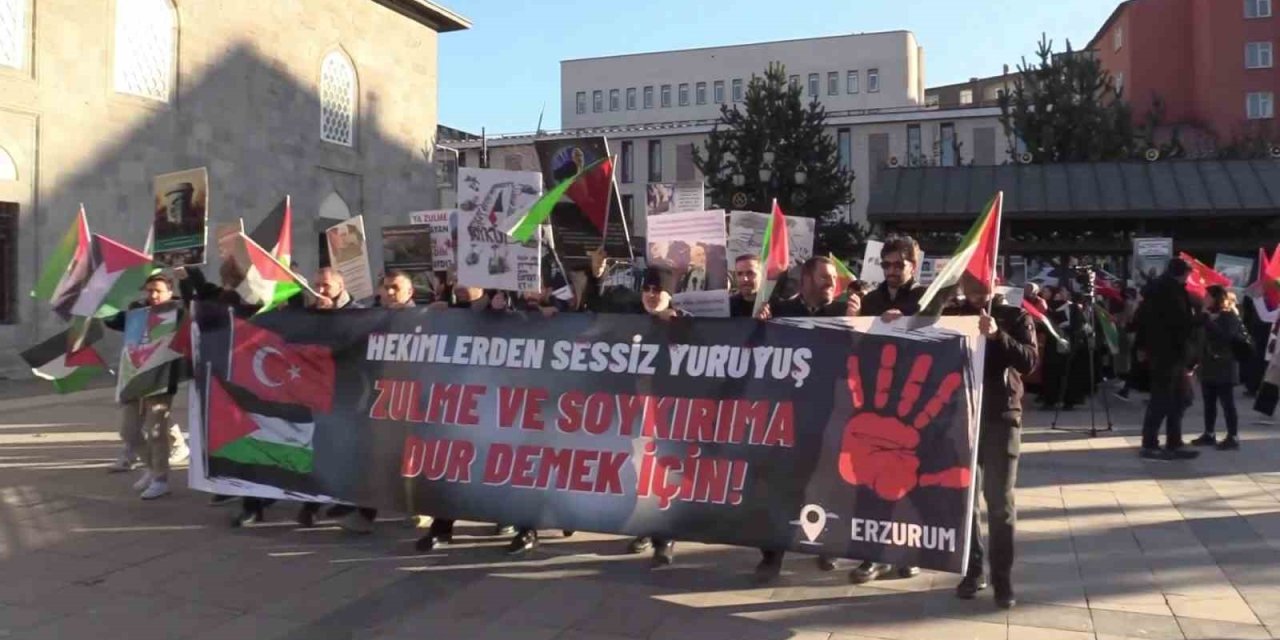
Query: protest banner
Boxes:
[
  {"xmin": 187, "ymin": 305, "xmax": 985, "ymax": 574},
  {"xmin": 116, "ymin": 301, "xmax": 190, "ymax": 402},
  {"xmin": 381, "ymin": 225, "xmax": 436, "ymax": 302},
  {"xmin": 726, "ymin": 211, "xmax": 816, "ymax": 268},
  {"xmin": 325, "ymin": 216, "xmax": 375, "ymax": 301},
  {"xmin": 534, "ymin": 136, "xmax": 632, "ymax": 262},
  {"xmin": 151, "ymin": 167, "xmax": 210, "ymax": 268},
  {"xmin": 1214, "ymin": 254, "xmax": 1253, "ymax": 292},
  {"xmin": 455, "ymin": 168, "xmax": 544, "ymax": 292},
  {"xmin": 409, "ymin": 209, "xmax": 458, "ymax": 271},
  {"xmin": 648, "ymin": 210, "xmax": 730, "ymax": 317},
  {"xmin": 1132, "ymin": 238, "xmax": 1173, "ymax": 289}
]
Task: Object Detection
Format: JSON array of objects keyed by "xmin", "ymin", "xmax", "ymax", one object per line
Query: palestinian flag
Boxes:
[
  {"xmin": 918, "ymin": 192, "xmax": 1003, "ymax": 313},
  {"xmin": 1179, "ymin": 252, "xmax": 1231, "ymax": 300},
  {"xmin": 68, "ymin": 234, "xmax": 152, "ymax": 320},
  {"xmin": 249, "ymin": 196, "xmax": 293, "ymax": 266},
  {"xmin": 224, "ymin": 232, "xmax": 307, "ymax": 312},
  {"xmin": 20, "ymin": 323, "xmax": 108, "ymax": 393},
  {"xmin": 31, "ymin": 205, "xmax": 92, "ymax": 319},
  {"xmin": 207, "ymin": 376, "xmax": 316, "ymax": 474},
  {"xmin": 1251, "ymin": 245, "xmax": 1280, "ymax": 310},
  {"xmin": 754, "ymin": 199, "xmax": 791, "ymax": 317},
  {"xmin": 1093, "ymin": 302, "xmax": 1120, "ymax": 356},
  {"xmin": 831, "ymin": 253, "xmax": 857, "ymax": 299},
  {"xmin": 227, "ymin": 317, "xmax": 335, "ymax": 413},
  {"xmin": 116, "ymin": 302, "xmax": 188, "ymax": 402},
  {"xmin": 1022, "ymin": 299, "xmax": 1067, "ymax": 350},
  {"xmin": 504, "ymin": 157, "xmax": 608, "ymax": 242}
]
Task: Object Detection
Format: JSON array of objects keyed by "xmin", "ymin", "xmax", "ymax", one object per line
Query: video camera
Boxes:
[{"xmin": 1066, "ymin": 264, "xmax": 1097, "ymax": 299}]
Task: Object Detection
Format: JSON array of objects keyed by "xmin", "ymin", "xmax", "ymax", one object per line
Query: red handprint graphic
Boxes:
[{"xmin": 838, "ymin": 343, "xmax": 972, "ymax": 502}]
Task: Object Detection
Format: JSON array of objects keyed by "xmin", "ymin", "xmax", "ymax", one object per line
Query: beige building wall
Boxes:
[{"xmin": 0, "ymin": 0, "xmax": 462, "ymax": 374}]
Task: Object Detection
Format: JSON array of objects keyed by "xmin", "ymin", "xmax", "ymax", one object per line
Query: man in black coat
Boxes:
[
  {"xmin": 1133, "ymin": 259, "xmax": 1200, "ymax": 461},
  {"xmin": 945, "ymin": 277, "xmax": 1038, "ymax": 610},
  {"xmin": 859, "ymin": 236, "xmax": 925, "ymax": 317},
  {"xmin": 729, "ymin": 254, "xmax": 762, "ymax": 318}
]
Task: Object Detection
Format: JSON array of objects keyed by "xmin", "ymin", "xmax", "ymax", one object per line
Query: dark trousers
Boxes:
[
  {"xmin": 1201, "ymin": 382, "xmax": 1239, "ymax": 438},
  {"xmin": 1141, "ymin": 369, "xmax": 1187, "ymax": 449},
  {"xmin": 968, "ymin": 413, "xmax": 1020, "ymax": 583}
]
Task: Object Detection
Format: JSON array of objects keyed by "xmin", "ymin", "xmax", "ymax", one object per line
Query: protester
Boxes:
[
  {"xmin": 1191, "ymin": 287, "xmax": 1250, "ymax": 450},
  {"xmin": 104, "ymin": 273, "xmax": 187, "ymax": 500},
  {"xmin": 945, "ymin": 276, "xmax": 1038, "ymax": 610},
  {"xmin": 1133, "ymin": 259, "xmax": 1201, "ymax": 460},
  {"xmin": 729, "ymin": 254, "xmax": 762, "ymax": 317},
  {"xmin": 754, "ymin": 256, "xmax": 857, "ymax": 582},
  {"xmin": 1241, "ymin": 294, "xmax": 1275, "ymax": 396},
  {"xmin": 859, "ymin": 236, "xmax": 924, "ymax": 317},
  {"xmin": 1114, "ymin": 287, "xmax": 1143, "ymax": 401}
]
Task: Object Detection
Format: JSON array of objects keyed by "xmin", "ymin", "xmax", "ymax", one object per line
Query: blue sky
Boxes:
[{"xmin": 437, "ymin": 0, "xmax": 1121, "ymax": 135}]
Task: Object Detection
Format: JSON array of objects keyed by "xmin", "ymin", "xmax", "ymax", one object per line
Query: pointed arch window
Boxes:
[
  {"xmin": 320, "ymin": 51, "xmax": 357, "ymax": 147},
  {"xmin": 113, "ymin": 0, "xmax": 177, "ymax": 102},
  {"xmin": 1, "ymin": 0, "xmax": 30, "ymax": 71}
]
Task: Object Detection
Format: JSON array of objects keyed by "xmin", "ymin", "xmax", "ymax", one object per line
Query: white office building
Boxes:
[{"xmin": 440, "ymin": 31, "xmax": 1009, "ymax": 237}]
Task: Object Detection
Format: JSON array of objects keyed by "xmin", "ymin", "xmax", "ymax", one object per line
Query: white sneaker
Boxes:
[
  {"xmin": 107, "ymin": 456, "xmax": 138, "ymax": 473},
  {"xmin": 132, "ymin": 471, "xmax": 154, "ymax": 492},
  {"xmin": 140, "ymin": 480, "xmax": 170, "ymax": 500},
  {"xmin": 169, "ymin": 445, "xmax": 190, "ymax": 466}
]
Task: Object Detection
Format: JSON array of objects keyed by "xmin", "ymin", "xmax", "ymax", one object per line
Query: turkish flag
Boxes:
[
  {"xmin": 227, "ymin": 318, "xmax": 335, "ymax": 412},
  {"xmin": 1179, "ymin": 252, "xmax": 1231, "ymax": 300}
]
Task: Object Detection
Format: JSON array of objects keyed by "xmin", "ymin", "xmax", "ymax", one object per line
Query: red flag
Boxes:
[
  {"xmin": 1179, "ymin": 252, "xmax": 1232, "ymax": 300},
  {"xmin": 1261, "ymin": 245, "xmax": 1280, "ymax": 309},
  {"xmin": 566, "ymin": 156, "xmax": 614, "ymax": 233},
  {"xmin": 207, "ymin": 376, "xmax": 259, "ymax": 453},
  {"xmin": 762, "ymin": 199, "xmax": 790, "ymax": 280},
  {"xmin": 228, "ymin": 318, "xmax": 335, "ymax": 412}
]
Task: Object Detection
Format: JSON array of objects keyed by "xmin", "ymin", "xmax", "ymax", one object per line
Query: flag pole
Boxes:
[{"xmin": 986, "ymin": 191, "xmax": 1004, "ymax": 315}]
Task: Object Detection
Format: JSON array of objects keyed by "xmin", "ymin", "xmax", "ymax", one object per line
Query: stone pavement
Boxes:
[{"xmin": 1, "ymin": 384, "xmax": 1278, "ymax": 640}]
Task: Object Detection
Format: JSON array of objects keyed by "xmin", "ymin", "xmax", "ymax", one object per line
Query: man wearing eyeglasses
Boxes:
[{"xmin": 860, "ymin": 236, "xmax": 925, "ymax": 318}]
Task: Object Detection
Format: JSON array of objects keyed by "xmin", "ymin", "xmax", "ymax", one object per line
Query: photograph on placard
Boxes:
[
  {"xmin": 324, "ymin": 216, "xmax": 375, "ymax": 301},
  {"xmin": 646, "ymin": 183, "xmax": 674, "ymax": 216},
  {"xmin": 409, "ymin": 209, "xmax": 458, "ymax": 271},
  {"xmin": 455, "ymin": 168, "xmax": 544, "ymax": 292},
  {"xmin": 647, "ymin": 210, "xmax": 729, "ymax": 316},
  {"xmin": 1132, "ymin": 238, "xmax": 1173, "ymax": 289},
  {"xmin": 152, "ymin": 167, "xmax": 210, "ymax": 268}
]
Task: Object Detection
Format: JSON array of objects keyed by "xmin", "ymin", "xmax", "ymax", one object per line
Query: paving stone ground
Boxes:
[{"xmin": 1, "ymin": 383, "xmax": 1278, "ymax": 640}]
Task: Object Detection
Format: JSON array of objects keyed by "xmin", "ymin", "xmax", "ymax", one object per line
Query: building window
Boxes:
[
  {"xmin": 827, "ymin": 71, "xmax": 839, "ymax": 96},
  {"xmin": 732, "ymin": 78, "xmax": 743, "ymax": 102},
  {"xmin": 789, "ymin": 74, "xmax": 799, "ymax": 89},
  {"xmin": 621, "ymin": 194, "xmax": 634, "ymax": 229},
  {"xmin": 940, "ymin": 123, "xmax": 957, "ymax": 166},
  {"xmin": 643, "ymin": 86, "xmax": 654, "ymax": 109},
  {"xmin": 661, "ymin": 84, "xmax": 671, "ymax": 108},
  {"xmin": 807, "ymin": 73, "xmax": 819, "ymax": 97},
  {"xmin": 609, "ymin": 89, "xmax": 620, "ymax": 111},
  {"xmin": 959, "ymin": 89, "xmax": 974, "ymax": 105},
  {"xmin": 695, "ymin": 81, "xmax": 707, "ymax": 105},
  {"xmin": 1245, "ymin": 0, "xmax": 1272, "ymax": 18},
  {"xmin": 678, "ymin": 83, "xmax": 689, "ymax": 106},
  {"xmin": 620, "ymin": 140, "xmax": 633, "ymax": 183},
  {"xmin": 907, "ymin": 124, "xmax": 922, "ymax": 165},
  {"xmin": 1113, "ymin": 26, "xmax": 1123, "ymax": 52},
  {"xmin": 320, "ymin": 50, "xmax": 357, "ymax": 146},
  {"xmin": 0, "ymin": 0, "xmax": 28, "ymax": 70},
  {"xmin": 576, "ymin": 91, "xmax": 587, "ymax": 114},
  {"xmin": 837, "ymin": 128, "xmax": 851, "ymax": 171},
  {"xmin": 1247, "ymin": 91, "xmax": 1275, "ymax": 119},
  {"xmin": 1115, "ymin": 72, "xmax": 1125, "ymax": 94},
  {"xmin": 592, "ymin": 90, "xmax": 603, "ymax": 113},
  {"xmin": 648, "ymin": 140, "xmax": 662, "ymax": 182},
  {"xmin": 847, "ymin": 71, "xmax": 859, "ymax": 94},
  {"xmin": 626, "ymin": 87, "xmax": 636, "ymax": 110},
  {"xmin": 868, "ymin": 68, "xmax": 880, "ymax": 93},
  {"xmin": 0, "ymin": 202, "xmax": 14, "ymax": 324},
  {"xmin": 113, "ymin": 0, "xmax": 177, "ymax": 102},
  {"xmin": 714, "ymin": 80, "xmax": 725, "ymax": 103},
  {"xmin": 1247, "ymin": 42, "xmax": 1274, "ymax": 69}
]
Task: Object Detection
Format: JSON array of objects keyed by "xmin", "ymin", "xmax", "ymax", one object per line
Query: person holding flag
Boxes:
[
  {"xmin": 1133, "ymin": 258, "xmax": 1201, "ymax": 460},
  {"xmin": 859, "ymin": 236, "xmax": 925, "ymax": 317}
]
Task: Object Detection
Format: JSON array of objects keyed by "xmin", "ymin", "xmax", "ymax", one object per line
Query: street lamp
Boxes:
[
  {"xmin": 759, "ymin": 148, "xmax": 775, "ymax": 183},
  {"xmin": 732, "ymin": 172, "xmax": 745, "ymax": 187},
  {"xmin": 794, "ymin": 166, "xmax": 808, "ymax": 185}
]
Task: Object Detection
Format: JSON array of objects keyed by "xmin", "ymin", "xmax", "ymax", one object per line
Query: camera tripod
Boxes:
[{"xmin": 1049, "ymin": 298, "xmax": 1116, "ymax": 437}]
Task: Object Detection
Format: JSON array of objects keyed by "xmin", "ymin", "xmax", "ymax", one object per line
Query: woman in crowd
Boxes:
[{"xmin": 1192, "ymin": 287, "xmax": 1251, "ymax": 450}]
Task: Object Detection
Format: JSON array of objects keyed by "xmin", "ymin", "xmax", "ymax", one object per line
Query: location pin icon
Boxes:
[{"xmin": 799, "ymin": 504, "xmax": 826, "ymax": 543}]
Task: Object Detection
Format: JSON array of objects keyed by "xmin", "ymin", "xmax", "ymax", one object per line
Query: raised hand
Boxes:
[{"xmin": 838, "ymin": 344, "xmax": 971, "ymax": 502}]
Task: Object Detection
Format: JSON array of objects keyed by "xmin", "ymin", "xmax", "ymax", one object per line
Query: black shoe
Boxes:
[
  {"xmin": 994, "ymin": 583, "xmax": 1017, "ymax": 609},
  {"xmin": 956, "ymin": 574, "xmax": 988, "ymax": 599},
  {"xmin": 415, "ymin": 534, "xmax": 451, "ymax": 552},
  {"xmin": 209, "ymin": 494, "xmax": 237, "ymax": 507},
  {"xmin": 897, "ymin": 565, "xmax": 920, "ymax": 578},
  {"xmin": 1191, "ymin": 433, "xmax": 1217, "ymax": 446},
  {"xmin": 627, "ymin": 536, "xmax": 653, "ymax": 554},
  {"xmin": 1167, "ymin": 447, "xmax": 1200, "ymax": 460},
  {"xmin": 1139, "ymin": 447, "xmax": 1173, "ymax": 461},
  {"xmin": 815, "ymin": 555, "xmax": 837, "ymax": 572},
  {"xmin": 650, "ymin": 541, "xmax": 675, "ymax": 568},
  {"xmin": 754, "ymin": 551, "xmax": 783, "ymax": 584},
  {"xmin": 505, "ymin": 529, "xmax": 538, "ymax": 555},
  {"xmin": 231, "ymin": 509, "xmax": 264, "ymax": 528},
  {"xmin": 561, "ymin": 530, "xmax": 575, "ymax": 538},
  {"xmin": 493, "ymin": 524, "xmax": 517, "ymax": 537},
  {"xmin": 295, "ymin": 508, "xmax": 315, "ymax": 528},
  {"xmin": 850, "ymin": 561, "xmax": 890, "ymax": 584},
  {"xmin": 1216, "ymin": 436, "xmax": 1240, "ymax": 450}
]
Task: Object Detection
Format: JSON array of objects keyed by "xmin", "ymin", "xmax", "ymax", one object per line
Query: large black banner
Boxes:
[{"xmin": 188, "ymin": 305, "xmax": 984, "ymax": 573}]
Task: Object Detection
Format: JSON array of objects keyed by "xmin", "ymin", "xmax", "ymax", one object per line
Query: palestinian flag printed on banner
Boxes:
[
  {"xmin": 223, "ymin": 232, "xmax": 308, "ymax": 312},
  {"xmin": 20, "ymin": 322, "xmax": 109, "ymax": 393},
  {"xmin": 207, "ymin": 376, "xmax": 318, "ymax": 474},
  {"xmin": 31, "ymin": 205, "xmax": 92, "ymax": 320},
  {"xmin": 116, "ymin": 302, "xmax": 189, "ymax": 403},
  {"xmin": 917, "ymin": 192, "xmax": 1003, "ymax": 313},
  {"xmin": 754, "ymin": 199, "xmax": 791, "ymax": 317}
]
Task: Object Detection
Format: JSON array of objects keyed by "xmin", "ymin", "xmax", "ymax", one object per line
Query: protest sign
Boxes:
[
  {"xmin": 152, "ymin": 167, "xmax": 209, "ymax": 268},
  {"xmin": 534, "ymin": 136, "xmax": 632, "ymax": 262},
  {"xmin": 409, "ymin": 209, "xmax": 458, "ymax": 271},
  {"xmin": 188, "ymin": 306, "xmax": 985, "ymax": 574},
  {"xmin": 647, "ymin": 182, "xmax": 706, "ymax": 216},
  {"xmin": 861, "ymin": 240, "xmax": 886, "ymax": 286},
  {"xmin": 381, "ymin": 225, "xmax": 436, "ymax": 302},
  {"xmin": 648, "ymin": 210, "xmax": 730, "ymax": 317},
  {"xmin": 1214, "ymin": 254, "xmax": 1253, "ymax": 292},
  {"xmin": 324, "ymin": 216, "xmax": 375, "ymax": 301},
  {"xmin": 1132, "ymin": 238, "xmax": 1173, "ymax": 288},
  {"xmin": 455, "ymin": 168, "xmax": 544, "ymax": 292}
]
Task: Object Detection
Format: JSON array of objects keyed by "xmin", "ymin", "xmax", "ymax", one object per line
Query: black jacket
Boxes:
[
  {"xmin": 859, "ymin": 280, "xmax": 925, "ymax": 317},
  {"xmin": 945, "ymin": 302, "xmax": 1039, "ymax": 416},
  {"xmin": 181, "ymin": 267, "xmax": 262, "ymax": 318},
  {"xmin": 729, "ymin": 294, "xmax": 757, "ymax": 318},
  {"xmin": 1134, "ymin": 274, "xmax": 1198, "ymax": 369},
  {"xmin": 770, "ymin": 295, "xmax": 847, "ymax": 318},
  {"xmin": 1198, "ymin": 311, "xmax": 1248, "ymax": 385}
]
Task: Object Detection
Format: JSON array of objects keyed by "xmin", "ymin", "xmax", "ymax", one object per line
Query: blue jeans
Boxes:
[{"xmin": 1201, "ymin": 382, "xmax": 1238, "ymax": 438}]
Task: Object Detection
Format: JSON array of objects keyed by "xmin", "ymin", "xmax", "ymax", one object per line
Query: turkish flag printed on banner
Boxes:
[{"xmin": 227, "ymin": 318, "xmax": 335, "ymax": 413}]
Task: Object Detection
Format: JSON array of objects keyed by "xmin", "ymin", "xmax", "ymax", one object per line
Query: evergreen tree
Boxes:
[{"xmin": 693, "ymin": 62, "xmax": 864, "ymax": 256}]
